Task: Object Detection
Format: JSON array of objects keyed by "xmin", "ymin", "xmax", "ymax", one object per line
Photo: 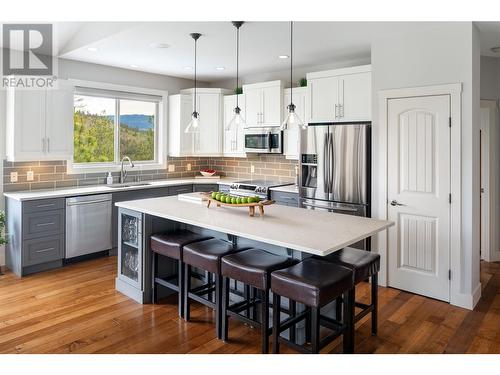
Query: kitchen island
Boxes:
[{"xmin": 114, "ymin": 195, "xmax": 393, "ymax": 303}]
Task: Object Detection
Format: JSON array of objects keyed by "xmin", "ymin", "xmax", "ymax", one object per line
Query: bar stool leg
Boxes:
[
  {"xmin": 215, "ymin": 273, "xmax": 223, "ymax": 339},
  {"xmin": 289, "ymin": 299, "xmax": 296, "ymax": 343},
  {"xmin": 272, "ymin": 293, "xmax": 281, "ymax": 354},
  {"xmin": 152, "ymin": 252, "xmax": 157, "ymax": 304},
  {"xmin": 244, "ymin": 285, "xmax": 251, "ymax": 318},
  {"xmin": 183, "ymin": 264, "xmax": 191, "ymax": 321},
  {"xmin": 250, "ymin": 287, "xmax": 257, "ymax": 321},
  {"xmin": 342, "ymin": 288, "xmax": 355, "ymax": 354},
  {"xmin": 305, "ymin": 308, "xmax": 311, "ymax": 343},
  {"xmin": 310, "ymin": 307, "xmax": 320, "ymax": 354},
  {"xmin": 371, "ymin": 273, "xmax": 378, "ymax": 336},
  {"xmin": 261, "ymin": 288, "xmax": 270, "ymax": 354},
  {"xmin": 222, "ymin": 276, "xmax": 230, "ymax": 341},
  {"xmin": 178, "ymin": 259, "xmax": 184, "ymax": 318},
  {"xmin": 207, "ymin": 272, "xmax": 213, "ymax": 302},
  {"xmin": 335, "ymin": 296, "xmax": 342, "ymax": 321}
]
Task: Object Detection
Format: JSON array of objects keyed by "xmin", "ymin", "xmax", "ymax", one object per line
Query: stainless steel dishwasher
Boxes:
[{"xmin": 66, "ymin": 194, "xmax": 112, "ymax": 259}]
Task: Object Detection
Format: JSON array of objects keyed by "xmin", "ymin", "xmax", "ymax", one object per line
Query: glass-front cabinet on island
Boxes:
[{"xmin": 115, "ymin": 208, "xmax": 150, "ymax": 303}]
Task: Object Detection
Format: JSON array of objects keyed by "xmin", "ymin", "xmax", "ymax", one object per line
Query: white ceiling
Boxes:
[{"xmin": 4, "ymin": 21, "xmax": 498, "ymax": 82}]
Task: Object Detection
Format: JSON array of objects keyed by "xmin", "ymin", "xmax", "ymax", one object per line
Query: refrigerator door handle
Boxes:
[
  {"xmin": 329, "ymin": 130, "xmax": 335, "ymax": 198},
  {"xmin": 323, "ymin": 132, "xmax": 329, "ymax": 194}
]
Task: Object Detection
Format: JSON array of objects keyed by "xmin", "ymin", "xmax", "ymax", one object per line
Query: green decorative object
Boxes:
[
  {"xmin": 0, "ymin": 211, "xmax": 7, "ymax": 246},
  {"xmin": 234, "ymin": 86, "xmax": 243, "ymax": 95},
  {"xmin": 299, "ymin": 78, "xmax": 307, "ymax": 87}
]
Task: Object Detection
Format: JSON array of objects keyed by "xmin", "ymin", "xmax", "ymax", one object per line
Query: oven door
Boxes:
[{"xmin": 245, "ymin": 129, "xmax": 282, "ymax": 153}]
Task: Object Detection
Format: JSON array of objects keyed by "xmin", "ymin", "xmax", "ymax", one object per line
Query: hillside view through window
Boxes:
[{"xmin": 74, "ymin": 94, "xmax": 157, "ymax": 164}]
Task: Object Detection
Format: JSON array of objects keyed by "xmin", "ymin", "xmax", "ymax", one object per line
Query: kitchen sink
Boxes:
[{"xmin": 105, "ymin": 182, "xmax": 152, "ymax": 189}]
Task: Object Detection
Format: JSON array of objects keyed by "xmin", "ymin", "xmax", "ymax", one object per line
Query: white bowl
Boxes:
[{"xmin": 200, "ymin": 171, "xmax": 216, "ymax": 177}]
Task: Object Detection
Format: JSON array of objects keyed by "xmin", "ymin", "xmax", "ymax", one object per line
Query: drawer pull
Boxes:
[
  {"xmin": 36, "ymin": 203, "xmax": 55, "ymax": 208},
  {"xmin": 36, "ymin": 222, "xmax": 55, "ymax": 227},
  {"xmin": 36, "ymin": 247, "xmax": 55, "ymax": 253}
]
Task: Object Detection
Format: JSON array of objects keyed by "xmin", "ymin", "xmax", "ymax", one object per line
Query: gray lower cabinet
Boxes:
[
  {"xmin": 271, "ymin": 190, "xmax": 299, "ymax": 207},
  {"xmin": 5, "ymin": 197, "xmax": 66, "ymax": 276},
  {"xmin": 193, "ymin": 184, "xmax": 218, "ymax": 192}
]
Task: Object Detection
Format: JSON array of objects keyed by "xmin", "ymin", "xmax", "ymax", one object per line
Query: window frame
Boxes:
[{"xmin": 67, "ymin": 80, "xmax": 168, "ymax": 175}]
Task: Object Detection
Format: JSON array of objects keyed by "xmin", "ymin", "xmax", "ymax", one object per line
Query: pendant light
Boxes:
[
  {"xmin": 185, "ymin": 32, "xmax": 202, "ymax": 133},
  {"xmin": 226, "ymin": 21, "xmax": 246, "ymax": 131},
  {"xmin": 280, "ymin": 21, "xmax": 305, "ymax": 131}
]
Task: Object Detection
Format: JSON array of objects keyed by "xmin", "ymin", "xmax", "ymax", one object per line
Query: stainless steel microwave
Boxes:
[{"xmin": 244, "ymin": 128, "xmax": 282, "ymax": 154}]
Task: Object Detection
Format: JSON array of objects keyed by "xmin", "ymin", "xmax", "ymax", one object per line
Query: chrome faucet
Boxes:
[{"xmin": 120, "ymin": 156, "xmax": 135, "ymax": 184}]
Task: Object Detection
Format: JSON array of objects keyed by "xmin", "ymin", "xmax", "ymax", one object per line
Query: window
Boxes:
[{"xmin": 73, "ymin": 87, "xmax": 161, "ymax": 167}]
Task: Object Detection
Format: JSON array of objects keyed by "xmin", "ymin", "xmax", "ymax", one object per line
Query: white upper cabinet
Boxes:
[
  {"xmin": 307, "ymin": 65, "xmax": 371, "ymax": 123},
  {"xmin": 6, "ymin": 79, "xmax": 75, "ymax": 161},
  {"xmin": 223, "ymin": 94, "xmax": 246, "ymax": 157},
  {"xmin": 283, "ymin": 87, "xmax": 307, "ymax": 160},
  {"xmin": 169, "ymin": 88, "xmax": 230, "ymax": 157},
  {"xmin": 243, "ymin": 80, "xmax": 283, "ymax": 127}
]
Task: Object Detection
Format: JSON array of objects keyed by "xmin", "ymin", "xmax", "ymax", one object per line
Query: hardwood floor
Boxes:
[{"xmin": 0, "ymin": 256, "xmax": 498, "ymax": 354}]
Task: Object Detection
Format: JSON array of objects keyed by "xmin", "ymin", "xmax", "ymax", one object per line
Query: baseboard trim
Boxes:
[{"xmin": 450, "ymin": 283, "xmax": 482, "ymax": 310}]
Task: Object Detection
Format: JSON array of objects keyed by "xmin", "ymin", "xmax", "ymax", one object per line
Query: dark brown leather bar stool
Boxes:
[
  {"xmin": 271, "ymin": 257, "xmax": 355, "ymax": 354},
  {"xmin": 182, "ymin": 238, "xmax": 250, "ymax": 339},
  {"xmin": 323, "ymin": 247, "xmax": 381, "ymax": 335},
  {"xmin": 150, "ymin": 230, "xmax": 212, "ymax": 317},
  {"xmin": 220, "ymin": 248, "xmax": 299, "ymax": 353}
]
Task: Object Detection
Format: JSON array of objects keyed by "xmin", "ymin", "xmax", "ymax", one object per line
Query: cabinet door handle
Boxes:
[
  {"xmin": 42, "ymin": 138, "xmax": 46, "ymax": 153},
  {"xmin": 36, "ymin": 222, "xmax": 55, "ymax": 227},
  {"xmin": 340, "ymin": 104, "xmax": 344, "ymax": 118},
  {"xmin": 36, "ymin": 247, "xmax": 55, "ymax": 253},
  {"xmin": 36, "ymin": 203, "xmax": 55, "ymax": 208},
  {"xmin": 47, "ymin": 138, "xmax": 50, "ymax": 153},
  {"xmin": 334, "ymin": 104, "xmax": 338, "ymax": 119}
]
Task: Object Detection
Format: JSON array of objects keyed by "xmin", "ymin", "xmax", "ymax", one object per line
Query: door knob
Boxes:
[{"xmin": 390, "ymin": 200, "xmax": 405, "ymax": 206}]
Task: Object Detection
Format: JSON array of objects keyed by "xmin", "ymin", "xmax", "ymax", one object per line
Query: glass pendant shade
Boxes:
[
  {"xmin": 226, "ymin": 106, "xmax": 246, "ymax": 131},
  {"xmin": 280, "ymin": 103, "xmax": 304, "ymax": 130},
  {"xmin": 185, "ymin": 111, "xmax": 200, "ymax": 133}
]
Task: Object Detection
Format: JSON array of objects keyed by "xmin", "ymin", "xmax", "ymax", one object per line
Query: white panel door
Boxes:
[
  {"xmin": 261, "ymin": 85, "xmax": 281, "ymax": 127},
  {"xmin": 338, "ymin": 72, "xmax": 371, "ymax": 122},
  {"xmin": 387, "ymin": 95, "xmax": 451, "ymax": 302},
  {"xmin": 308, "ymin": 76, "xmax": 338, "ymax": 123},
  {"xmin": 245, "ymin": 88, "xmax": 262, "ymax": 126},
  {"xmin": 45, "ymin": 81, "xmax": 75, "ymax": 160},
  {"xmin": 12, "ymin": 90, "xmax": 46, "ymax": 160}
]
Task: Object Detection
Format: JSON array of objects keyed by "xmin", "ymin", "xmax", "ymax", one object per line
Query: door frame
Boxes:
[
  {"xmin": 375, "ymin": 83, "xmax": 469, "ymax": 308},
  {"xmin": 479, "ymin": 102, "xmax": 491, "ymax": 261}
]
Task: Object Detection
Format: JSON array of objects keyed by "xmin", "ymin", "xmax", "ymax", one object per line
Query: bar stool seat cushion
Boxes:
[
  {"xmin": 183, "ymin": 238, "xmax": 250, "ymax": 274},
  {"xmin": 221, "ymin": 249, "xmax": 300, "ymax": 290},
  {"xmin": 323, "ymin": 247, "xmax": 380, "ymax": 284},
  {"xmin": 271, "ymin": 257, "xmax": 354, "ymax": 308},
  {"xmin": 150, "ymin": 230, "xmax": 212, "ymax": 261}
]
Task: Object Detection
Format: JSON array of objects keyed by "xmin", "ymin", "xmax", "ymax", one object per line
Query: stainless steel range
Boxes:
[{"xmin": 229, "ymin": 180, "xmax": 293, "ymax": 200}]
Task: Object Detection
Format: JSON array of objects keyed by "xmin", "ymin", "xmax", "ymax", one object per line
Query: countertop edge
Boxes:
[{"xmin": 3, "ymin": 178, "xmax": 236, "ymax": 202}]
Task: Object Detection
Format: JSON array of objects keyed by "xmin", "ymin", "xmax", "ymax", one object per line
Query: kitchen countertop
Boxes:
[
  {"xmin": 3, "ymin": 177, "xmax": 237, "ymax": 202},
  {"xmin": 116, "ymin": 195, "xmax": 393, "ymax": 257},
  {"xmin": 269, "ymin": 185, "xmax": 299, "ymax": 194}
]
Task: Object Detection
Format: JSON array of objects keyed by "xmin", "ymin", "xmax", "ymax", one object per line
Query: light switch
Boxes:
[
  {"xmin": 10, "ymin": 172, "xmax": 18, "ymax": 183},
  {"xmin": 168, "ymin": 164, "xmax": 175, "ymax": 172},
  {"xmin": 27, "ymin": 170, "xmax": 34, "ymax": 181},
  {"xmin": 186, "ymin": 163, "xmax": 192, "ymax": 171}
]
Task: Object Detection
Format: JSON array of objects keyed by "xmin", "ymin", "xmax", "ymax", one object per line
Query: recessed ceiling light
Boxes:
[
  {"xmin": 491, "ymin": 46, "xmax": 500, "ymax": 53},
  {"xmin": 215, "ymin": 67, "xmax": 225, "ymax": 71},
  {"xmin": 150, "ymin": 42, "xmax": 170, "ymax": 49},
  {"xmin": 87, "ymin": 47, "xmax": 98, "ymax": 52},
  {"xmin": 130, "ymin": 64, "xmax": 139, "ymax": 68},
  {"xmin": 184, "ymin": 66, "xmax": 193, "ymax": 70},
  {"xmin": 278, "ymin": 55, "xmax": 289, "ymax": 59}
]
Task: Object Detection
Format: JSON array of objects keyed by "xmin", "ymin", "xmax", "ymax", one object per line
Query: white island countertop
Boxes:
[{"xmin": 116, "ymin": 195, "xmax": 393, "ymax": 257}]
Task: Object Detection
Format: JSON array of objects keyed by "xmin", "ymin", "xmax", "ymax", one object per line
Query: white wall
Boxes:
[
  {"xmin": 0, "ymin": 55, "xmax": 200, "ymax": 266},
  {"xmin": 480, "ymin": 56, "xmax": 500, "ymax": 260},
  {"xmin": 481, "ymin": 56, "xmax": 500, "ymax": 100},
  {"xmin": 371, "ymin": 22, "xmax": 481, "ymax": 309},
  {"xmin": 210, "ymin": 57, "xmax": 370, "ymax": 89}
]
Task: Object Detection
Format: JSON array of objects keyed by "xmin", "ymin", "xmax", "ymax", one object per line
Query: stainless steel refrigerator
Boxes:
[{"xmin": 300, "ymin": 123, "xmax": 371, "ymax": 249}]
